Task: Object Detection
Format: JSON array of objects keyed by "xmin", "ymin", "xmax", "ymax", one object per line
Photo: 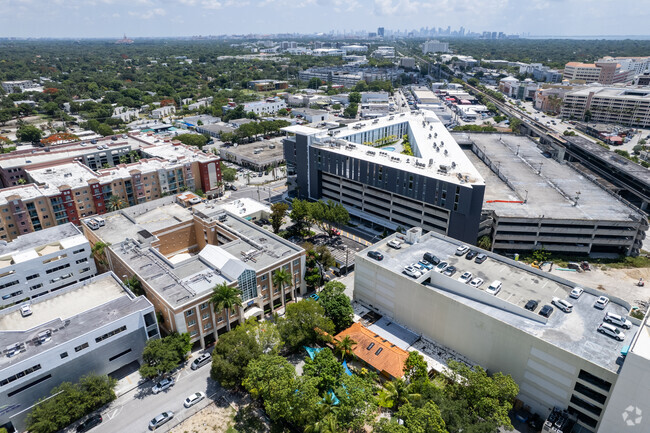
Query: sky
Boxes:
[{"xmin": 0, "ymin": 0, "xmax": 648, "ymax": 38}]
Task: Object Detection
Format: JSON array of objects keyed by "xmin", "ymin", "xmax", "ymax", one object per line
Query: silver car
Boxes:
[
  {"xmin": 604, "ymin": 312, "xmax": 632, "ymax": 329},
  {"xmin": 149, "ymin": 411, "xmax": 174, "ymax": 430}
]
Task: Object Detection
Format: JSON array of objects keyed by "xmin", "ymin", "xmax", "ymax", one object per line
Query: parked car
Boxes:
[
  {"xmin": 569, "ymin": 287, "xmax": 584, "ymax": 299},
  {"xmin": 434, "ymin": 261, "xmax": 448, "ymax": 273},
  {"xmin": 458, "ymin": 272, "xmax": 473, "ymax": 284},
  {"xmin": 387, "ymin": 239, "xmax": 402, "ymax": 249},
  {"xmin": 191, "ymin": 353, "xmax": 212, "ymax": 370},
  {"xmin": 455, "ymin": 245, "xmax": 469, "ymax": 256},
  {"xmin": 149, "ymin": 411, "xmax": 174, "ymax": 430},
  {"xmin": 524, "ymin": 300, "xmax": 539, "ymax": 311},
  {"xmin": 465, "ymin": 250, "xmax": 479, "ymax": 260},
  {"xmin": 152, "ymin": 377, "xmax": 175, "ymax": 394},
  {"xmin": 469, "ymin": 277, "xmax": 484, "ymax": 288},
  {"xmin": 367, "ymin": 251, "xmax": 383, "ymax": 261},
  {"xmin": 552, "ymin": 297, "xmax": 573, "ymax": 313},
  {"xmin": 423, "ymin": 252, "xmax": 440, "ymax": 265},
  {"xmin": 443, "ymin": 265, "xmax": 457, "ymax": 277},
  {"xmin": 418, "ymin": 260, "xmax": 433, "ymax": 270},
  {"xmin": 230, "ymin": 185, "xmax": 238, "ymax": 191},
  {"xmin": 77, "ymin": 414, "xmax": 102, "ymax": 432},
  {"xmin": 475, "ymin": 253, "xmax": 488, "ymax": 264},
  {"xmin": 539, "ymin": 305, "xmax": 554, "ymax": 318},
  {"xmin": 594, "ymin": 296, "xmax": 610, "ymax": 309},
  {"xmin": 485, "ymin": 280, "xmax": 502, "ymax": 295},
  {"xmin": 604, "ymin": 312, "xmax": 632, "ymax": 329},
  {"xmin": 404, "ymin": 266, "xmax": 422, "ymax": 278},
  {"xmin": 20, "ymin": 303, "xmax": 32, "ymax": 317},
  {"xmin": 184, "ymin": 392, "xmax": 206, "ymax": 408},
  {"xmin": 598, "ymin": 323, "xmax": 625, "ymax": 341}
]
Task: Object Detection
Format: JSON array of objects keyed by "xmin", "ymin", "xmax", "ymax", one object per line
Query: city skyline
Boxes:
[{"xmin": 0, "ymin": 0, "xmax": 648, "ymax": 39}]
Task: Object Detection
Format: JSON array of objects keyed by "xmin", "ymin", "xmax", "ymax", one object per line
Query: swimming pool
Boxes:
[{"xmin": 383, "ymin": 146, "xmax": 396, "ymax": 152}]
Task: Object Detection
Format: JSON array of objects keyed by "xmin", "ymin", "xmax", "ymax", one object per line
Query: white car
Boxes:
[
  {"xmin": 434, "ymin": 262, "xmax": 448, "ymax": 273},
  {"xmin": 458, "ymin": 272, "xmax": 473, "ymax": 284},
  {"xmin": 469, "ymin": 278, "xmax": 484, "ymax": 288},
  {"xmin": 594, "ymin": 296, "xmax": 610, "ymax": 310},
  {"xmin": 485, "ymin": 280, "xmax": 502, "ymax": 296},
  {"xmin": 404, "ymin": 266, "xmax": 422, "ymax": 278},
  {"xmin": 604, "ymin": 312, "xmax": 632, "ymax": 329},
  {"xmin": 387, "ymin": 240, "xmax": 402, "ymax": 249},
  {"xmin": 598, "ymin": 323, "xmax": 625, "ymax": 341},
  {"xmin": 184, "ymin": 392, "xmax": 206, "ymax": 408},
  {"xmin": 20, "ymin": 304, "xmax": 32, "ymax": 317},
  {"xmin": 569, "ymin": 287, "xmax": 584, "ymax": 299},
  {"xmin": 552, "ymin": 297, "xmax": 573, "ymax": 313},
  {"xmin": 455, "ymin": 245, "xmax": 470, "ymax": 256}
]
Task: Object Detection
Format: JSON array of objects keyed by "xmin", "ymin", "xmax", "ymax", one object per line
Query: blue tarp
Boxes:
[
  {"xmin": 327, "ymin": 389, "xmax": 340, "ymax": 405},
  {"xmin": 304, "ymin": 346, "xmax": 324, "ymax": 360},
  {"xmin": 342, "ymin": 360, "xmax": 353, "ymax": 376}
]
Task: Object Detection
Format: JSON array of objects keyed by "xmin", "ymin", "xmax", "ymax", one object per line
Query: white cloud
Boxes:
[{"xmin": 129, "ymin": 7, "xmax": 166, "ymax": 18}]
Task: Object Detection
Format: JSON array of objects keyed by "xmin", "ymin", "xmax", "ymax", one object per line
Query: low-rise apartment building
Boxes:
[
  {"xmin": 247, "ymin": 80, "xmax": 289, "ymax": 91},
  {"xmin": 422, "ymin": 40, "xmax": 449, "ymax": 54},
  {"xmin": 0, "ymin": 272, "xmax": 158, "ymax": 432},
  {"xmin": 1, "ymin": 80, "xmax": 40, "ymax": 93},
  {"xmin": 82, "ymin": 198, "xmax": 305, "ymax": 349},
  {"xmin": 0, "ymin": 223, "xmax": 96, "ymax": 307},
  {"xmin": 561, "ymin": 86, "xmax": 650, "ymax": 128}
]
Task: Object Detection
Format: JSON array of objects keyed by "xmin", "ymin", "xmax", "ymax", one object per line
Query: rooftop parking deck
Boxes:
[{"xmin": 367, "ymin": 232, "xmax": 638, "ymax": 372}]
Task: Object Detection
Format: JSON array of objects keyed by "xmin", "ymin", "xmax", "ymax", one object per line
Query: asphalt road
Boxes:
[
  {"xmin": 86, "ymin": 362, "xmax": 220, "ymax": 433},
  {"xmin": 226, "ymin": 179, "xmax": 287, "ymax": 204}
]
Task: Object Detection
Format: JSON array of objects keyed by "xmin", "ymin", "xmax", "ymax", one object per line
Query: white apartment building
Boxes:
[
  {"xmin": 0, "ymin": 223, "xmax": 96, "ymax": 307},
  {"xmin": 151, "ymin": 105, "xmax": 176, "ymax": 119},
  {"xmin": 341, "ymin": 45, "xmax": 368, "ymax": 53},
  {"xmin": 312, "ymin": 48, "xmax": 346, "ymax": 56},
  {"xmin": 373, "ymin": 46, "xmax": 395, "ymax": 59},
  {"xmin": 598, "ymin": 56, "xmax": 650, "ymax": 74},
  {"xmin": 422, "ymin": 40, "xmax": 449, "ymax": 54},
  {"xmin": 241, "ymin": 98, "xmax": 287, "ymax": 115},
  {"xmin": 1, "ymin": 80, "xmax": 40, "ymax": 94},
  {"xmin": 0, "ymin": 272, "xmax": 158, "ymax": 432},
  {"xmin": 561, "ymin": 86, "xmax": 650, "ymax": 128}
]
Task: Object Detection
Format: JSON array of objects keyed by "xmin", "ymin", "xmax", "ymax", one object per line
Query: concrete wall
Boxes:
[{"xmin": 354, "ymin": 253, "xmax": 619, "ymax": 431}]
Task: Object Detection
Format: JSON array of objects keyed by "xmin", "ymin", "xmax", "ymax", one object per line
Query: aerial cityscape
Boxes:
[{"xmin": 0, "ymin": 2, "xmax": 649, "ymax": 433}]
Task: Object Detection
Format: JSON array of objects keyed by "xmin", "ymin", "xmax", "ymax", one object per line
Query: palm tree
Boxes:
[
  {"xmin": 304, "ymin": 414, "xmax": 340, "ymax": 433},
  {"xmin": 210, "ymin": 282, "xmax": 242, "ymax": 332},
  {"xmin": 334, "ymin": 336, "xmax": 357, "ymax": 361},
  {"xmin": 377, "ymin": 378, "xmax": 421, "ymax": 411},
  {"xmin": 272, "ymin": 268, "xmax": 292, "ymax": 306},
  {"xmin": 91, "ymin": 241, "xmax": 110, "ymax": 266},
  {"xmin": 107, "ymin": 195, "xmax": 127, "ymax": 211}
]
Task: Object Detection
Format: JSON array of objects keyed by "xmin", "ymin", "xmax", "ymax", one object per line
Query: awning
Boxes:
[{"xmin": 244, "ymin": 306, "xmax": 263, "ymax": 319}]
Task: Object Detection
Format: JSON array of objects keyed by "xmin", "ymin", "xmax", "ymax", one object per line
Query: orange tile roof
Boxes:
[
  {"xmin": 565, "ymin": 62, "xmax": 597, "ymax": 68},
  {"xmin": 335, "ymin": 322, "xmax": 410, "ymax": 379}
]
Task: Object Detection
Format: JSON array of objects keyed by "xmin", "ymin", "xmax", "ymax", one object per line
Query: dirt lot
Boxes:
[
  {"xmin": 168, "ymin": 401, "xmax": 235, "ymax": 433},
  {"xmin": 546, "ymin": 264, "xmax": 650, "ymax": 311}
]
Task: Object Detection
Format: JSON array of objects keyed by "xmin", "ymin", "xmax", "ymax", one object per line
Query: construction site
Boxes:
[{"xmin": 453, "ymin": 132, "xmax": 648, "ymax": 256}]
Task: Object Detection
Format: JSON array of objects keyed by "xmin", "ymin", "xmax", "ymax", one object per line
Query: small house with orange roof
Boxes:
[{"xmin": 334, "ymin": 322, "xmax": 410, "ymax": 379}]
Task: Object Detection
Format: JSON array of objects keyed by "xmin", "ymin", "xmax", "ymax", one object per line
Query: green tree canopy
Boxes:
[
  {"xmin": 319, "ymin": 281, "xmax": 353, "ymax": 333},
  {"xmin": 309, "ymin": 199, "xmax": 349, "ymax": 237},
  {"xmin": 139, "ymin": 333, "xmax": 191, "ymax": 379},
  {"xmin": 220, "ymin": 162, "xmax": 237, "ymax": 182},
  {"xmin": 96, "ymin": 123, "xmax": 114, "ymax": 137},
  {"xmin": 175, "ymin": 133, "xmax": 208, "ymax": 149},
  {"xmin": 278, "ymin": 299, "xmax": 334, "ymax": 351},
  {"xmin": 303, "ymin": 348, "xmax": 344, "ymax": 393},
  {"xmin": 210, "ymin": 282, "xmax": 242, "ymax": 332},
  {"xmin": 210, "ymin": 319, "xmax": 263, "ymax": 388},
  {"xmin": 404, "ymin": 351, "xmax": 429, "ymax": 383},
  {"xmin": 270, "ymin": 202, "xmax": 289, "ymax": 234},
  {"xmin": 289, "ymin": 198, "xmax": 312, "ymax": 234},
  {"xmin": 17, "ymin": 124, "xmax": 43, "ymax": 143}
]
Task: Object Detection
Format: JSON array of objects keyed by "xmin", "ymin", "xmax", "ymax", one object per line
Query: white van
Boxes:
[{"xmin": 85, "ymin": 219, "xmax": 100, "ymax": 230}]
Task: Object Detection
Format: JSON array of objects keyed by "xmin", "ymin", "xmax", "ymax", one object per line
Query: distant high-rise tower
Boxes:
[{"xmin": 378, "ymin": 27, "xmax": 385, "ymax": 37}]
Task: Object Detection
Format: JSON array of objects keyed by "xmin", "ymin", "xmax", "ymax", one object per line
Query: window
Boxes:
[
  {"xmin": 200, "ymin": 302, "xmax": 209, "ymax": 310},
  {"xmin": 60, "ymin": 352, "xmax": 68, "ymax": 359},
  {"xmin": 80, "ymin": 267, "xmax": 91, "ymax": 273},
  {"xmin": 261, "ymin": 275, "xmax": 267, "ymax": 281},
  {"xmin": 26, "ymin": 273, "xmax": 40, "ymax": 281},
  {"xmin": 46, "ymin": 263, "xmax": 71, "ymax": 274},
  {"xmin": 73, "ymin": 248, "xmax": 85, "ymax": 255},
  {"xmin": 185, "ymin": 310, "xmax": 194, "ymax": 317},
  {"xmin": 0, "ymin": 280, "xmax": 19, "ymax": 290},
  {"xmin": 109, "ymin": 348, "xmax": 132, "ymax": 362},
  {"xmin": 366, "ymin": 342, "xmax": 375, "ymax": 350},
  {"xmin": 76, "ymin": 258, "xmax": 88, "ymax": 264},
  {"xmin": 0, "ymin": 364, "xmax": 42, "ymax": 387},
  {"xmin": 7, "ymin": 374, "xmax": 52, "ymax": 397},
  {"xmin": 217, "ymin": 317, "xmax": 224, "ymax": 323},
  {"xmin": 74, "ymin": 342, "xmax": 89, "ymax": 353},
  {"xmin": 95, "ymin": 325, "xmax": 127, "ymax": 343},
  {"xmin": 188, "ymin": 320, "xmax": 196, "ymax": 326},
  {"xmin": 190, "ymin": 330, "xmax": 198, "ymax": 337},
  {"xmin": 202, "ymin": 312, "xmax": 210, "ymax": 320},
  {"xmin": 204, "ymin": 322, "xmax": 212, "ymax": 330},
  {"xmin": 293, "ymin": 259, "xmax": 300, "ymax": 267},
  {"xmin": 30, "ymin": 283, "xmax": 43, "ymax": 291},
  {"xmin": 578, "ymin": 369, "xmax": 612, "ymax": 392},
  {"xmin": 375, "ymin": 348, "xmax": 383, "ymax": 356}
]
